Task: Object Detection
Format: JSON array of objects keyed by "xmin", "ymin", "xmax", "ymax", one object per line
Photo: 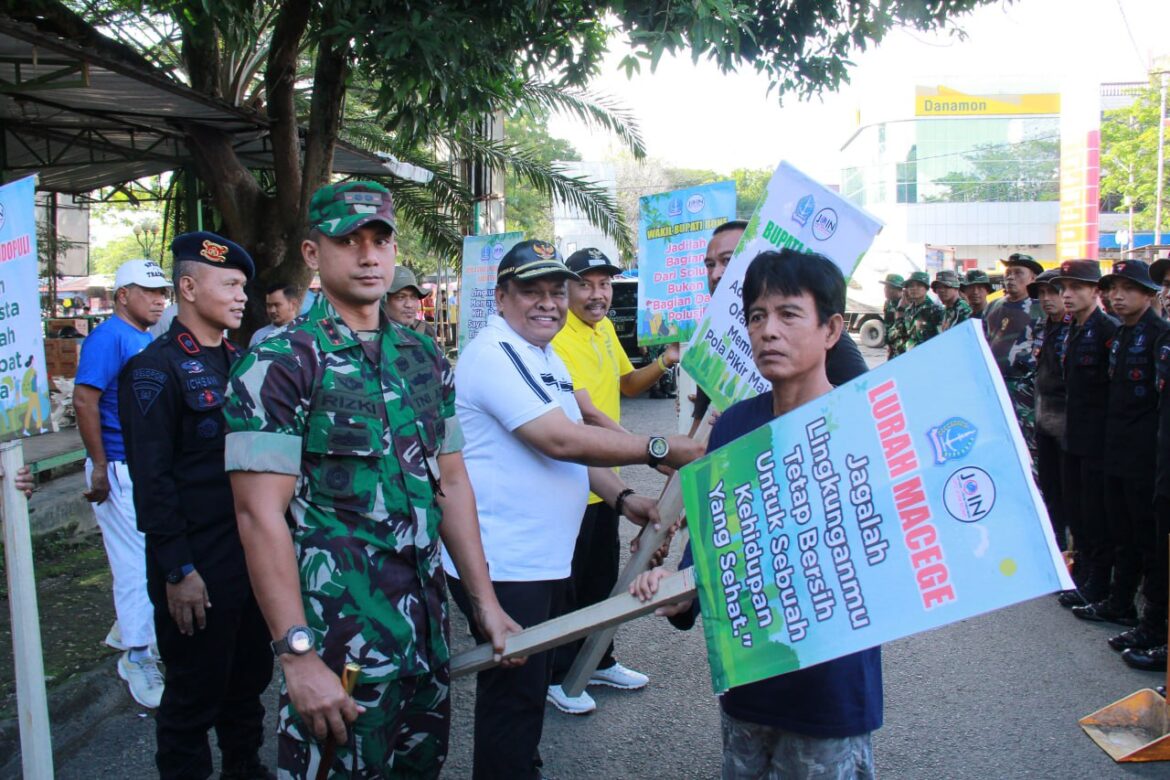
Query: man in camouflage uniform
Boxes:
[
  {"xmin": 881, "ymin": 273, "xmax": 905, "ymax": 359},
  {"xmin": 932, "ymin": 269, "xmax": 971, "ymax": 332},
  {"xmin": 960, "ymin": 269, "xmax": 994, "ymax": 319},
  {"xmin": 900, "ymin": 271, "xmax": 943, "ymax": 350},
  {"xmin": 223, "ymin": 181, "xmax": 518, "ymax": 779},
  {"xmin": 984, "ymin": 253, "xmax": 1044, "ymax": 463}
]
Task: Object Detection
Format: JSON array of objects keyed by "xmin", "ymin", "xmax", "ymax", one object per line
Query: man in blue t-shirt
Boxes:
[
  {"xmin": 73, "ymin": 258, "xmax": 171, "ymax": 709},
  {"xmin": 633, "ymin": 248, "xmax": 882, "ymax": 779}
]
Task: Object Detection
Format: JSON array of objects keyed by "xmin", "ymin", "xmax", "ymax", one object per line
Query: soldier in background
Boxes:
[
  {"xmin": 1054, "ymin": 260, "xmax": 1118, "ymax": 610},
  {"xmin": 932, "ymin": 269, "xmax": 971, "ymax": 332},
  {"xmin": 1075, "ymin": 261, "xmax": 1167, "ymax": 634},
  {"xmin": 984, "ymin": 253, "xmax": 1044, "ymax": 459},
  {"xmin": 900, "ymin": 271, "xmax": 943, "ymax": 350},
  {"xmin": 1028, "ymin": 270, "xmax": 1070, "ymax": 550},
  {"xmin": 881, "ymin": 273, "xmax": 905, "ymax": 359},
  {"xmin": 960, "ymin": 269, "xmax": 994, "ymax": 319}
]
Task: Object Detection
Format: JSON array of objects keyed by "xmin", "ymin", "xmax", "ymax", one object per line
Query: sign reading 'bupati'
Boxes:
[{"xmin": 680, "ymin": 321, "xmax": 1072, "ymax": 694}]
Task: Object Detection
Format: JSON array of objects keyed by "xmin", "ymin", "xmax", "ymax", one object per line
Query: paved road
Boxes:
[{"xmin": 38, "ymin": 389, "xmax": 1170, "ymax": 779}]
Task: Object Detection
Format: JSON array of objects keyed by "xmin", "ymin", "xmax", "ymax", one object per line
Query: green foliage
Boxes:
[
  {"xmin": 1100, "ymin": 80, "xmax": 1170, "ymax": 232},
  {"xmin": 504, "ymin": 110, "xmax": 582, "ymax": 243},
  {"xmin": 925, "ymin": 137, "xmax": 1060, "ymax": 203}
]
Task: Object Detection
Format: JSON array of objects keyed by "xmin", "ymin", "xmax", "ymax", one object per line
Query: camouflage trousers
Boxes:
[
  {"xmin": 1005, "ymin": 377, "xmax": 1038, "ymax": 475},
  {"xmin": 277, "ymin": 668, "xmax": 450, "ymax": 779},
  {"xmin": 720, "ymin": 711, "xmax": 875, "ymax": 779}
]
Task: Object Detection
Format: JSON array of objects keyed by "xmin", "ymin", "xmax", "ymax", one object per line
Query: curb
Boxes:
[{"xmin": 0, "ymin": 656, "xmax": 133, "ymax": 779}]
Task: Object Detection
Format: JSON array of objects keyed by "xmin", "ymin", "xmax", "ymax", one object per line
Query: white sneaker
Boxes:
[
  {"xmin": 104, "ymin": 620, "xmax": 126, "ymax": 651},
  {"xmin": 546, "ymin": 684, "xmax": 596, "ymax": 715},
  {"xmin": 589, "ymin": 662, "xmax": 649, "ymax": 690},
  {"xmin": 118, "ymin": 651, "xmax": 165, "ymax": 709}
]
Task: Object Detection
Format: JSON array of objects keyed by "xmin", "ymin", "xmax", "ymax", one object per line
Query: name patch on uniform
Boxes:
[
  {"xmin": 184, "ymin": 375, "xmax": 220, "ymax": 391},
  {"xmin": 320, "ymin": 391, "xmax": 378, "ymax": 416},
  {"xmin": 132, "ymin": 368, "xmax": 167, "ymax": 415}
]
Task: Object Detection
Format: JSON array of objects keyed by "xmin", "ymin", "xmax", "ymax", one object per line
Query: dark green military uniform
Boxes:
[
  {"xmin": 984, "ymin": 295, "xmax": 1043, "ymax": 459},
  {"xmin": 224, "ymin": 181, "xmax": 459, "ymax": 777},
  {"xmin": 932, "ymin": 270, "xmax": 972, "ymax": 332},
  {"xmin": 881, "ymin": 273, "xmax": 906, "ymax": 359},
  {"xmin": 901, "ymin": 271, "xmax": 944, "ymax": 350}
]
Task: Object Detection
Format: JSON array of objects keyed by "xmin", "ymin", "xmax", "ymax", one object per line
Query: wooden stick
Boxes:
[
  {"xmin": 451, "ymin": 568, "xmax": 696, "ymax": 678},
  {"xmin": 559, "ymin": 410, "xmax": 713, "ymax": 696},
  {"xmin": 1, "ymin": 440, "xmax": 54, "ymax": 778}
]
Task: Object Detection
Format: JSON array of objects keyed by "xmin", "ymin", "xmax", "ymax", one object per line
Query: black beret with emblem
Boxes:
[{"xmin": 171, "ymin": 231, "xmax": 255, "ymax": 281}]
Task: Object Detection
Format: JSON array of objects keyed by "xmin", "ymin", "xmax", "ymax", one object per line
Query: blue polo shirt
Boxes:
[{"xmin": 75, "ymin": 315, "xmax": 153, "ymax": 462}]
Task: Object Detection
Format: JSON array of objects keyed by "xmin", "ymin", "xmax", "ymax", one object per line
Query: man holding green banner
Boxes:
[{"xmin": 633, "ymin": 248, "xmax": 881, "ymax": 779}]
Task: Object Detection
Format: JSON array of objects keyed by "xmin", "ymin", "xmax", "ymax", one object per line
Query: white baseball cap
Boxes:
[{"xmin": 114, "ymin": 259, "xmax": 170, "ymax": 291}]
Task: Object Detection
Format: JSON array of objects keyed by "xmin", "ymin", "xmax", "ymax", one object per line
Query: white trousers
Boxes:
[{"xmin": 86, "ymin": 459, "xmax": 156, "ymax": 648}]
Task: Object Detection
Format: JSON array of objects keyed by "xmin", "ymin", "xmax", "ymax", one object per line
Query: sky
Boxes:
[{"xmin": 549, "ymin": 0, "xmax": 1170, "ymax": 184}]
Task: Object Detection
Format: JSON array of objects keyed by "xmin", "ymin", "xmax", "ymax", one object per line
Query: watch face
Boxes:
[
  {"xmin": 649, "ymin": 437, "xmax": 669, "ymax": 459},
  {"xmin": 289, "ymin": 628, "xmax": 314, "ymax": 654}
]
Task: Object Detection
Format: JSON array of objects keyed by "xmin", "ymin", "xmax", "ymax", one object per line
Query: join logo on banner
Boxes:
[{"xmin": 680, "ymin": 321, "xmax": 1072, "ymax": 694}]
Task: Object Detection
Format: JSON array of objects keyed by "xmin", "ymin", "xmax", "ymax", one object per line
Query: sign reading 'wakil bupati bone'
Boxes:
[{"xmin": 680, "ymin": 321, "xmax": 1073, "ymax": 694}]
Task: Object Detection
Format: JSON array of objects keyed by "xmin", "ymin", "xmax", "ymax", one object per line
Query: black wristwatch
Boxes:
[
  {"xmin": 272, "ymin": 625, "xmax": 315, "ymax": 657},
  {"xmin": 166, "ymin": 563, "xmax": 195, "ymax": 585},
  {"xmin": 647, "ymin": 435, "xmax": 670, "ymax": 468}
]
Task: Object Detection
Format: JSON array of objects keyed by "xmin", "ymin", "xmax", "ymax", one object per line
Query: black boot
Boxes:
[
  {"xmin": 221, "ymin": 754, "xmax": 275, "ymax": 780},
  {"xmin": 1121, "ymin": 645, "xmax": 1168, "ymax": 672}
]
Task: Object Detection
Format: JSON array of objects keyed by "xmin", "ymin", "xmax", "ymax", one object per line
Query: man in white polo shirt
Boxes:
[{"xmin": 446, "ymin": 240, "xmax": 704, "ymax": 780}]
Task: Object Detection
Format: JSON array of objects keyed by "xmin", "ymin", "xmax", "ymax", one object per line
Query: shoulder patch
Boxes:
[{"xmin": 132, "ymin": 368, "xmax": 167, "ymax": 415}]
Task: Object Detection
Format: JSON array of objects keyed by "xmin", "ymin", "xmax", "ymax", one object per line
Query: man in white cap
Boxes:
[{"xmin": 73, "ymin": 258, "xmax": 170, "ymax": 708}]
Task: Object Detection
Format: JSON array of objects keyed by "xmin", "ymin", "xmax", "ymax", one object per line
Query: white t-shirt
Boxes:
[{"xmin": 443, "ymin": 314, "xmax": 588, "ymax": 582}]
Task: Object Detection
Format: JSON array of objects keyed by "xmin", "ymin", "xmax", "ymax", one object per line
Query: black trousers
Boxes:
[
  {"xmin": 1139, "ymin": 495, "xmax": 1170, "ymax": 634},
  {"xmin": 1062, "ymin": 453, "xmax": 1111, "ymax": 591},
  {"xmin": 551, "ymin": 502, "xmax": 620, "ymax": 682},
  {"xmin": 151, "ymin": 582, "xmax": 274, "ymax": 780},
  {"xmin": 1035, "ymin": 431, "xmax": 1066, "ymax": 550},
  {"xmin": 449, "ymin": 575, "xmax": 567, "ymax": 780},
  {"xmin": 1103, "ymin": 472, "xmax": 1156, "ymax": 611}
]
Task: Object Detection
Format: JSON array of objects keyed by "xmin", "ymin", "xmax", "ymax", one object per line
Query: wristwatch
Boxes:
[
  {"xmin": 166, "ymin": 563, "xmax": 195, "ymax": 585},
  {"xmin": 647, "ymin": 435, "xmax": 670, "ymax": 468},
  {"xmin": 272, "ymin": 625, "xmax": 315, "ymax": 657}
]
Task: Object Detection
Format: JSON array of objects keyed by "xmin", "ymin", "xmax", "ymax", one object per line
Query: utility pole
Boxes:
[{"xmin": 1155, "ymin": 63, "xmax": 1169, "ymax": 245}]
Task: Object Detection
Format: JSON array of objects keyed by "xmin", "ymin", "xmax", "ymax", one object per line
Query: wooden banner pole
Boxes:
[
  {"xmin": 1, "ymin": 440, "xmax": 54, "ymax": 778},
  {"xmin": 560, "ymin": 410, "xmax": 713, "ymax": 697},
  {"xmin": 451, "ymin": 568, "xmax": 696, "ymax": 678}
]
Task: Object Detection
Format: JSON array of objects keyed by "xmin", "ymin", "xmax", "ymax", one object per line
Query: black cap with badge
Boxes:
[
  {"xmin": 1100, "ymin": 259, "xmax": 1160, "ymax": 292},
  {"xmin": 566, "ymin": 247, "xmax": 623, "ymax": 277},
  {"xmin": 497, "ymin": 240, "xmax": 579, "ymax": 282},
  {"xmin": 171, "ymin": 231, "xmax": 255, "ymax": 280}
]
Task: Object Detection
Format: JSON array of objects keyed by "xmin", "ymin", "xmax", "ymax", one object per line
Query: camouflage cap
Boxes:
[
  {"xmin": 961, "ymin": 269, "xmax": 993, "ymax": 289},
  {"xmin": 931, "ymin": 270, "xmax": 962, "ymax": 290},
  {"xmin": 881, "ymin": 273, "xmax": 905, "ymax": 289},
  {"xmin": 309, "ymin": 181, "xmax": 397, "ymax": 237},
  {"xmin": 387, "ymin": 265, "xmax": 429, "ymax": 298},
  {"xmin": 905, "ymin": 271, "xmax": 931, "ymax": 287},
  {"xmin": 497, "ymin": 240, "xmax": 579, "ymax": 282}
]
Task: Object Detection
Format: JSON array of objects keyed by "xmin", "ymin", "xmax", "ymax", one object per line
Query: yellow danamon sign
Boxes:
[{"xmin": 915, "ymin": 86, "xmax": 1061, "ymax": 117}]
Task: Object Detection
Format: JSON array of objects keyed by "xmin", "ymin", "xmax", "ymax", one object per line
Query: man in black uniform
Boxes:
[
  {"xmin": 120, "ymin": 232, "xmax": 274, "ymax": 779},
  {"xmin": 1028, "ymin": 269, "xmax": 1069, "ymax": 550},
  {"xmin": 1073, "ymin": 260, "xmax": 1167, "ymax": 629},
  {"xmin": 1125, "ymin": 256, "xmax": 1170, "ymax": 670},
  {"xmin": 1054, "ymin": 260, "xmax": 1118, "ymax": 609}
]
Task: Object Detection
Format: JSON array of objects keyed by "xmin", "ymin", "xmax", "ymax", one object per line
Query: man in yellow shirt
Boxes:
[{"xmin": 548, "ymin": 247, "xmax": 679, "ymax": 714}]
